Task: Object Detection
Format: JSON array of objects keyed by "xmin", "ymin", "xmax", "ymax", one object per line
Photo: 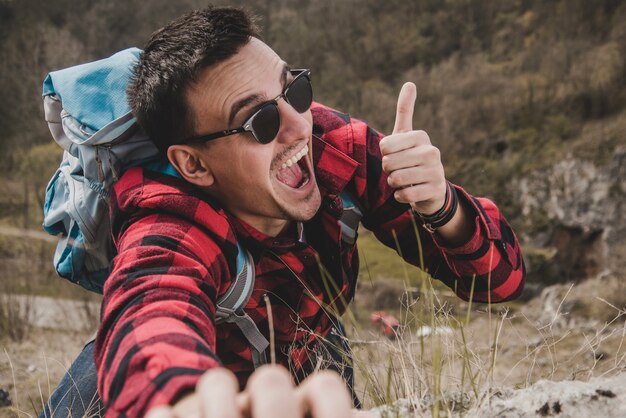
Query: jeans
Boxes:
[
  {"xmin": 321, "ymin": 321, "xmax": 362, "ymax": 408},
  {"xmin": 39, "ymin": 339, "xmax": 103, "ymax": 418},
  {"xmin": 290, "ymin": 320, "xmax": 361, "ymax": 408}
]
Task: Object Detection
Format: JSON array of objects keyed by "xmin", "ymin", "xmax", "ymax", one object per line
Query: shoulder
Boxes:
[
  {"xmin": 311, "ymin": 102, "xmax": 377, "ymax": 154},
  {"xmin": 311, "ymin": 102, "xmax": 352, "ymax": 131},
  {"xmin": 110, "ymin": 167, "xmax": 240, "ymax": 291},
  {"xmin": 111, "ymin": 166, "xmax": 234, "ymax": 246}
]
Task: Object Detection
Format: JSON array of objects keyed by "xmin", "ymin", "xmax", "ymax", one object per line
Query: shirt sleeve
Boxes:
[
  {"xmin": 94, "ymin": 210, "xmax": 227, "ymax": 417},
  {"xmin": 351, "ymin": 121, "xmax": 525, "ymax": 303}
]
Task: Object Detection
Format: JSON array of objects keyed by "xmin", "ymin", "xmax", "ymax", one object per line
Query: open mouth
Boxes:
[{"xmin": 276, "ymin": 144, "xmax": 311, "ymax": 189}]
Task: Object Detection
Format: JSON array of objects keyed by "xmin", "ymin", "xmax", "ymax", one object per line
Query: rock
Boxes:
[
  {"xmin": 415, "ymin": 325, "xmax": 454, "ymax": 338},
  {"xmin": 368, "ymin": 373, "xmax": 626, "ymax": 417},
  {"xmin": 474, "ymin": 373, "xmax": 626, "ymax": 418},
  {"xmin": 0, "ymin": 388, "xmax": 12, "ymax": 407},
  {"xmin": 535, "ymin": 284, "xmax": 577, "ymax": 331},
  {"xmin": 514, "ymin": 149, "xmax": 625, "ymax": 282}
]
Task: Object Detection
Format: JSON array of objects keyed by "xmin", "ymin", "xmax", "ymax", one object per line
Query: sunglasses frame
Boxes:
[{"xmin": 180, "ymin": 69, "xmax": 312, "ymax": 145}]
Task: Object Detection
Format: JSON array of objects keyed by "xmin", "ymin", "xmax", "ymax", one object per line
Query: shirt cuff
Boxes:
[{"xmin": 430, "ymin": 185, "xmax": 496, "ymax": 256}]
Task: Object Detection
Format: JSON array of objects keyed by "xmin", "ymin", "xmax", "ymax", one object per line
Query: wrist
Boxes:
[{"xmin": 413, "ymin": 181, "xmax": 458, "ymax": 233}]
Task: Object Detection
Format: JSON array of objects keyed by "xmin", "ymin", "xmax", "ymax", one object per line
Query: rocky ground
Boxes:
[
  {"xmin": 352, "ymin": 272, "xmax": 626, "ymax": 417},
  {"xmin": 1, "ymin": 275, "xmax": 625, "ymax": 418},
  {"xmin": 1, "ymin": 211, "xmax": 625, "ymax": 418},
  {"xmin": 371, "ymin": 373, "xmax": 626, "ymax": 417}
]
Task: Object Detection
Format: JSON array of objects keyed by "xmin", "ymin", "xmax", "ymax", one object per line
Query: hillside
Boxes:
[
  {"xmin": 1, "ymin": 1, "xmax": 624, "ymax": 280},
  {"xmin": 0, "ymin": 1, "xmax": 624, "ymax": 417}
]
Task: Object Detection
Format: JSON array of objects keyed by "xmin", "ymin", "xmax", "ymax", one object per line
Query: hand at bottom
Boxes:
[{"xmin": 146, "ymin": 365, "xmax": 374, "ymax": 418}]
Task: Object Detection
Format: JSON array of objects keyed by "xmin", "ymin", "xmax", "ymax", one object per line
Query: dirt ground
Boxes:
[
  {"xmin": 0, "ymin": 328, "xmax": 94, "ymax": 418},
  {"xmin": 0, "ymin": 293, "xmax": 99, "ymax": 418}
]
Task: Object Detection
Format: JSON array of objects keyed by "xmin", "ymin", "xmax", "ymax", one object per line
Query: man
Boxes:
[{"xmin": 76, "ymin": 6, "xmax": 524, "ymax": 418}]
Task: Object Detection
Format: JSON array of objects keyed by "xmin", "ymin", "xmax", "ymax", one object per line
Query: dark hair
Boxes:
[{"xmin": 127, "ymin": 6, "xmax": 260, "ymax": 153}]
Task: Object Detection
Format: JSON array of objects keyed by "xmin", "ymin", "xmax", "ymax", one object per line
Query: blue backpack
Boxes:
[{"xmin": 41, "ymin": 48, "xmax": 362, "ymax": 366}]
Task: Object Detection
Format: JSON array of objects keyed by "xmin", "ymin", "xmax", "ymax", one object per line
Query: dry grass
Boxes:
[
  {"xmin": 1, "ymin": 231, "xmax": 625, "ymax": 417},
  {"xmin": 0, "ymin": 283, "xmax": 34, "ymax": 344},
  {"xmin": 0, "ymin": 327, "xmax": 95, "ymax": 418},
  {"xmin": 347, "ymin": 231, "xmax": 626, "ymax": 416},
  {"xmin": 0, "ymin": 281, "xmax": 100, "ymax": 417},
  {"xmin": 347, "ymin": 274, "xmax": 626, "ymax": 417}
]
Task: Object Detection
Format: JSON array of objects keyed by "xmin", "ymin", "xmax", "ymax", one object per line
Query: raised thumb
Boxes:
[{"xmin": 392, "ymin": 82, "xmax": 417, "ymax": 134}]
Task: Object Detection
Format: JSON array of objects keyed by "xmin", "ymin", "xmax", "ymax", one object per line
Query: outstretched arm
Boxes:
[{"xmin": 95, "ymin": 209, "xmax": 226, "ymax": 417}]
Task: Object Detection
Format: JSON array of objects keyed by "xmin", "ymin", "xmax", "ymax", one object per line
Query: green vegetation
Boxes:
[{"xmin": 1, "ymin": 0, "xmax": 625, "ymax": 237}]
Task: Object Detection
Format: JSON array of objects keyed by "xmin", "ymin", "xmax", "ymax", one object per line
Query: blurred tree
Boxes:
[{"xmin": 0, "ymin": 0, "xmax": 623, "ymax": 235}]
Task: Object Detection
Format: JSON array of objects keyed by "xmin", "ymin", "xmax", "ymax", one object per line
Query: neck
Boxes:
[{"xmin": 240, "ymin": 215, "xmax": 291, "ymax": 237}]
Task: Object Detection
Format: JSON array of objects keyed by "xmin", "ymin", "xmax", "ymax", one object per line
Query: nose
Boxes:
[{"xmin": 274, "ymin": 98, "xmax": 311, "ymax": 144}]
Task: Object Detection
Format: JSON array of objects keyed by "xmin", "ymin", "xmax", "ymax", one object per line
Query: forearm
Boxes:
[
  {"xmin": 368, "ymin": 187, "xmax": 525, "ymax": 303},
  {"xmin": 96, "ymin": 272, "xmax": 221, "ymax": 416},
  {"xmin": 95, "ymin": 218, "xmax": 224, "ymax": 417},
  {"xmin": 425, "ymin": 190, "xmax": 525, "ymax": 302}
]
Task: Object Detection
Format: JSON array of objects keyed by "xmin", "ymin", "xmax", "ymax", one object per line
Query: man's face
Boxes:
[{"xmin": 185, "ymin": 38, "xmax": 322, "ymax": 236}]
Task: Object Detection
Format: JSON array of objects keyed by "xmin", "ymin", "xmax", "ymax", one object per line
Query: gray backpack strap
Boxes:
[
  {"xmin": 215, "ymin": 242, "xmax": 268, "ymax": 368},
  {"xmin": 214, "ymin": 190, "xmax": 361, "ymax": 368}
]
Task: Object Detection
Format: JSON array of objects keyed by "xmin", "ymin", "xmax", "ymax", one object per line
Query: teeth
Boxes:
[{"xmin": 281, "ymin": 145, "xmax": 309, "ymax": 169}]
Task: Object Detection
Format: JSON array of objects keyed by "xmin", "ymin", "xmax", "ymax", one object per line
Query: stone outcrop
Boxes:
[
  {"xmin": 370, "ymin": 373, "xmax": 626, "ymax": 418},
  {"xmin": 515, "ymin": 148, "xmax": 625, "ymax": 284}
]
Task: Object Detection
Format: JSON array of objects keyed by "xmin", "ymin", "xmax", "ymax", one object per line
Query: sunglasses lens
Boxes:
[
  {"xmin": 251, "ymin": 103, "xmax": 280, "ymax": 144},
  {"xmin": 286, "ymin": 75, "xmax": 312, "ymax": 113}
]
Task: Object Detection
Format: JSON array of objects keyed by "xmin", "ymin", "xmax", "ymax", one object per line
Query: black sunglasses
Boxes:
[{"xmin": 181, "ymin": 69, "xmax": 312, "ymax": 145}]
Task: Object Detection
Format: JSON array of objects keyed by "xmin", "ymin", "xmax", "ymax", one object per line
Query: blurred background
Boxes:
[{"xmin": 0, "ymin": 1, "xmax": 625, "ymax": 415}]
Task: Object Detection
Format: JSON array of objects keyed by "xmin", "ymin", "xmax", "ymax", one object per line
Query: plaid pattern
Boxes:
[{"xmin": 95, "ymin": 102, "xmax": 525, "ymax": 417}]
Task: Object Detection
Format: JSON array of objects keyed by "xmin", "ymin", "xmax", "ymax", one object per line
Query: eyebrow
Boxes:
[{"xmin": 228, "ymin": 63, "xmax": 290, "ymax": 126}]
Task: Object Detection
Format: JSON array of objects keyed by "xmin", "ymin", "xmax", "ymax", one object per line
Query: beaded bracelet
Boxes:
[{"xmin": 414, "ymin": 181, "xmax": 459, "ymax": 233}]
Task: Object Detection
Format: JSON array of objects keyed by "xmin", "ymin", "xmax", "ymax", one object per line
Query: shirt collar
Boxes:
[{"xmin": 311, "ymin": 133, "xmax": 358, "ymax": 197}]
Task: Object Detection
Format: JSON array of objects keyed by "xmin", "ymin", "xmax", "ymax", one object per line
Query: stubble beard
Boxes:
[{"xmin": 276, "ymin": 182, "xmax": 322, "ymax": 222}]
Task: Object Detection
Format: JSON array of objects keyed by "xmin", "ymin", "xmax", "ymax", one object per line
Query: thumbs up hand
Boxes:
[{"xmin": 379, "ymin": 82, "xmax": 447, "ymax": 215}]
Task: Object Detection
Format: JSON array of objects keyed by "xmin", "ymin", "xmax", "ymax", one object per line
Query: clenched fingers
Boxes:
[
  {"xmin": 381, "ymin": 142, "xmax": 440, "ymax": 175},
  {"xmin": 146, "ymin": 406, "xmax": 175, "ymax": 418},
  {"xmin": 393, "ymin": 182, "xmax": 446, "ymax": 206},
  {"xmin": 296, "ymin": 370, "xmax": 352, "ymax": 418},
  {"xmin": 379, "ymin": 130, "xmax": 431, "ymax": 158},
  {"xmin": 197, "ymin": 368, "xmax": 241, "ymax": 418},
  {"xmin": 245, "ymin": 366, "xmax": 300, "ymax": 418},
  {"xmin": 386, "ymin": 165, "xmax": 444, "ymax": 191}
]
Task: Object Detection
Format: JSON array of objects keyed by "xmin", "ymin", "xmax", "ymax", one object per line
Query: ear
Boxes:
[{"xmin": 167, "ymin": 144, "xmax": 215, "ymax": 187}]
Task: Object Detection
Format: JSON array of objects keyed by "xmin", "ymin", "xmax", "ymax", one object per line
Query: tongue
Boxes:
[{"xmin": 276, "ymin": 162, "xmax": 304, "ymax": 188}]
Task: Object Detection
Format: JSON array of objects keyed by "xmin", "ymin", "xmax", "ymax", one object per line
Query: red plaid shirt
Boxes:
[{"xmin": 94, "ymin": 103, "xmax": 524, "ymax": 417}]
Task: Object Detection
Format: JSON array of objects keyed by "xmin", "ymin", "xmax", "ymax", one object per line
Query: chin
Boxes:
[{"xmin": 281, "ymin": 187, "xmax": 322, "ymax": 222}]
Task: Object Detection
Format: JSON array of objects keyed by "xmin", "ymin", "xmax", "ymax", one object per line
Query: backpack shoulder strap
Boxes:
[
  {"xmin": 339, "ymin": 190, "xmax": 363, "ymax": 246},
  {"xmin": 197, "ymin": 190, "xmax": 362, "ymax": 368},
  {"xmin": 215, "ymin": 241, "xmax": 269, "ymax": 368}
]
